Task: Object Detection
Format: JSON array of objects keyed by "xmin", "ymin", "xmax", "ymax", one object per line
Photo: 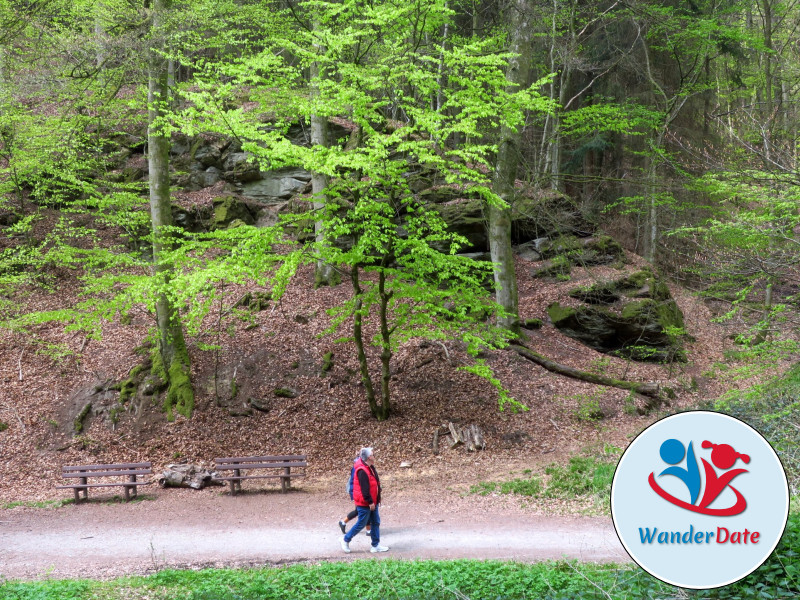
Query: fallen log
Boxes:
[{"xmin": 509, "ymin": 341, "xmax": 669, "ymax": 409}]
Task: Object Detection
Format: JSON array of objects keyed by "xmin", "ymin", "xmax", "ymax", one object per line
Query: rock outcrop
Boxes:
[{"xmin": 547, "ymin": 269, "xmax": 687, "ymax": 362}]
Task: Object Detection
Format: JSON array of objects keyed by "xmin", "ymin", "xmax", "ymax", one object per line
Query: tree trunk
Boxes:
[
  {"xmin": 376, "ymin": 270, "xmax": 392, "ymax": 421},
  {"xmin": 351, "ymin": 266, "xmax": 378, "ymax": 414},
  {"xmin": 311, "ymin": 29, "xmax": 337, "ymax": 287},
  {"xmin": 510, "ymin": 342, "xmax": 668, "ymax": 406},
  {"xmin": 488, "ymin": 0, "xmax": 533, "ymax": 335},
  {"xmin": 148, "ymin": 0, "xmax": 193, "ymax": 419}
]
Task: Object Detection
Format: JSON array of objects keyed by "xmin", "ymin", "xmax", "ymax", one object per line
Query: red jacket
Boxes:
[{"xmin": 352, "ymin": 458, "xmax": 380, "ymax": 507}]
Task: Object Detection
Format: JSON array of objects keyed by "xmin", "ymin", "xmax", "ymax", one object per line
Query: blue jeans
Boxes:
[{"xmin": 344, "ymin": 505, "xmax": 380, "ymax": 546}]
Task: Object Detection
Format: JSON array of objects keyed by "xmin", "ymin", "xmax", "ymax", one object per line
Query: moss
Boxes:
[
  {"xmin": 73, "ymin": 402, "xmax": 92, "ymax": 433},
  {"xmin": 621, "ymin": 299, "xmax": 684, "ymax": 330},
  {"xmin": 188, "ymin": 136, "xmax": 205, "ymax": 162},
  {"xmin": 153, "ymin": 342, "xmax": 194, "ymax": 421},
  {"xmin": 547, "ymin": 302, "xmax": 577, "ymax": 325},
  {"xmin": 314, "ymin": 267, "xmax": 342, "ymax": 289},
  {"xmin": 109, "ymin": 406, "xmax": 123, "ymax": 425},
  {"xmin": 165, "ymin": 358, "xmax": 194, "ymax": 420},
  {"xmin": 212, "ymin": 195, "xmax": 253, "ymax": 229},
  {"xmin": 0, "ymin": 421, "xmax": 8, "ymax": 432},
  {"xmin": 321, "ymin": 351, "xmax": 334, "ymax": 375},
  {"xmin": 274, "ymin": 387, "xmax": 299, "ymax": 398},
  {"xmin": 569, "ymin": 281, "xmax": 620, "ymax": 304},
  {"xmin": 522, "ymin": 318, "xmax": 543, "ymax": 330},
  {"xmin": 150, "ymin": 346, "xmax": 167, "ymax": 382},
  {"xmin": 533, "ymin": 255, "xmax": 572, "ymax": 279}
]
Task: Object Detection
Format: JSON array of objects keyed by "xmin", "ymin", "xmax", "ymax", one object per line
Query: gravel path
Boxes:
[{"xmin": 0, "ymin": 483, "xmax": 629, "ymax": 581}]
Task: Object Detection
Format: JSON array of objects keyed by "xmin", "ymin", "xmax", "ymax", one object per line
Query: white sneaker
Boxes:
[
  {"xmin": 370, "ymin": 544, "xmax": 389, "ymax": 553},
  {"xmin": 340, "ymin": 537, "xmax": 351, "ymax": 553},
  {"xmin": 365, "ymin": 529, "xmax": 372, "ymax": 536}
]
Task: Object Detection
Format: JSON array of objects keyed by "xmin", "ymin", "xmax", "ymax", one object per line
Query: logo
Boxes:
[
  {"xmin": 611, "ymin": 411, "xmax": 789, "ymax": 589},
  {"xmin": 648, "ymin": 439, "xmax": 749, "ymax": 516}
]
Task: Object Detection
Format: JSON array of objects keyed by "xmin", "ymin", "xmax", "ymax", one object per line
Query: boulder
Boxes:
[
  {"xmin": 238, "ymin": 167, "xmax": 312, "ymax": 202},
  {"xmin": 212, "ymin": 195, "xmax": 255, "ymax": 229},
  {"xmin": 223, "ymin": 151, "xmax": 261, "ymax": 183},
  {"xmin": 511, "ymin": 191, "xmax": 591, "ymax": 240},
  {"xmin": 172, "ymin": 204, "xmax": 212, "ymax": 233},
  {"xmin": 538, "ymin": 234, "xmax": 625, "ymax": 266},
  {"xmin": 434, "ymin": 198, "xmax": 487, "ymax": 251},
  {"xmin": 549, "ymin": 269, "xmax": 686, "ymax": 362}
]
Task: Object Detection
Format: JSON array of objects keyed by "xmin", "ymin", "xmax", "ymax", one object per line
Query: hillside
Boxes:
[{"xmin": 0, "ymin": 229, "xmax": 748, "ymax": 503}]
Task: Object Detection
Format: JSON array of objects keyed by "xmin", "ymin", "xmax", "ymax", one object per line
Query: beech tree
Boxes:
[{"xmin": 146, "ymin": 0, "xmax": 194, "ymax": 418}]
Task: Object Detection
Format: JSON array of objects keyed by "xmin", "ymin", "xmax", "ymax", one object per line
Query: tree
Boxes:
[
  {"xmin": 171, "ymin": 0, "xmax": 551, "ymax": 419},
  {"xmin": 488, "ymin": 0, "xmax": 535, "ymax": 334},
  {"xmin": 146, "ymin": 0, "xmax": 193, "ymax": 418}
]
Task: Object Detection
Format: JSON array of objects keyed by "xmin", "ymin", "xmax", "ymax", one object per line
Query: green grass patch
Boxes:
[
  {"xmin": 0, "ymin": 559, "xmax": 657, "ymax": 600},
  {"xmin": 543, "ymin": 456, "xmax": 615, "ymax": 502},
  {"xmin": 2, "ymin": 534, "xmax": 799, "ymax": 600},
  {"xmin": 1, "ymin": 499, "xmax": 72, "ymax": 509},
  {"xmin": 469, "ymin": 450, "xmax": 617, "ymax": 508}
]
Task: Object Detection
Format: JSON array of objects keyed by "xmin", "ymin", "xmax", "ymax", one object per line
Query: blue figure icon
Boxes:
[{"xmin": 658, "ymin": 439, "xmax": 701, "ymax": 505}]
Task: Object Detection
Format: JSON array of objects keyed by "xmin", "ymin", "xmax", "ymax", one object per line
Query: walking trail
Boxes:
[{"xmin": 1, "ymin": 480, "xmax": 629, "ymax": 581}]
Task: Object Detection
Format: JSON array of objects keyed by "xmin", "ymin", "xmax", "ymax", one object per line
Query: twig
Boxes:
[
  {"xmin": 0, "ymin": 400, "xmax": 25, "ymax": 431},
  {"xmin": 436, "ymin": 341, "xmax": 450, "ymax": 360}
]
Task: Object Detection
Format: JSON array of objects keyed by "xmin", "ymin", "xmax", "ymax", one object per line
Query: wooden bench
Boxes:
[
  {"xmin": 56, "ymin": 462, "xmax": 154, "ymax": 503},
  {"xmin": 213, "ymin": 455, "xmax": 307, "ymax": 496}
]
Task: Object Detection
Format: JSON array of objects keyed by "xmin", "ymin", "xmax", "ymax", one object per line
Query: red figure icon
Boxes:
[{"xmin": 697, "ymin": 441, "xmax": 749, "ymax": 511}]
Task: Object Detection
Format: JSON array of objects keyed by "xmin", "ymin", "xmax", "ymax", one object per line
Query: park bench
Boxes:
[
  {"xmin": 56, "ymin": 462, "xmax": 154, "ymax": 503},
  {"xmin": 212, "ymin": 455, "xmax": 307, "ymax": 495}
]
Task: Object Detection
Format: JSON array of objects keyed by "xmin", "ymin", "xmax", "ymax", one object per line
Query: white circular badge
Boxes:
[{"xmin": 611, "ymin": 411, "xmax": 789, "ymax": 589}]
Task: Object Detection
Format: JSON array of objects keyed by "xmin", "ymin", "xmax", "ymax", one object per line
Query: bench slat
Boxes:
[
  {"xmin": 62, "ymin": 469, "xmax": 152, "ymax": 478},
  {"xmin": 63, "ymin": 463, "xmax": 151, "ymax": 471},
  {"xmin": 215, "ymin": 462, "xmax": 306, "ymax": 470},
  {"xmin": 215, "ymin": 455, "xmax": 306, "ymax": 464},
  {"xmin": 212, "ymin": 474, "xmax": 306, "ymax": 482},
  {"xmin": 56, "ymin": 482, "xmax": 153, "ymax": 489}
]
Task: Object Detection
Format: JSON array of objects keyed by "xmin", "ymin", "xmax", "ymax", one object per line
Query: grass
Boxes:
[
  {"xmin": 0, "ymin": 559, "xmax": 664, "ymax": 600},
  {"xmin": 468, "ymin": 449, "xmax": 618, "ymax": 509},
  {"xmin": 1, "ymin": 499, "xmax": 72, "ymax": 509},
  {"xmin": 2, "ymin": 527, "xmax": 799, "ymax": 600}
]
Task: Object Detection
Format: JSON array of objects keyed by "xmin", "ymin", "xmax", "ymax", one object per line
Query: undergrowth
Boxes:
[{"xmin": 469, "ymin": 447, "xmax": 619, "ymax": 509}]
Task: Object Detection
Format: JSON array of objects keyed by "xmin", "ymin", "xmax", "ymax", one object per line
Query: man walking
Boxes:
[{"xmin": 341, "ymin": 447, "xmax": 389, "ymax": 553}]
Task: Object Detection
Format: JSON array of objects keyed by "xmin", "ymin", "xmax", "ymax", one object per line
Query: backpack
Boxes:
[{"xmin": 346, "ymin": 461, "xmax": 356, "ymax": 500}]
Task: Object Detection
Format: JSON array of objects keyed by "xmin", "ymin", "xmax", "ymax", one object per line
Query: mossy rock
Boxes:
[
  {"xmin": 532, "ymin": 255, "xmax": 572, "ymax": 279},
  {"xmin": 539, "ymin": 234, "xmax": 625, "ymax": 267},
  {"xmin": 433, "ymin": 198, "xmax": 487, "ymax": 252},
  {"xmin": 548, "ymin": 295, "xmax": 686, "ymax": 363},
  {"xmin": 212, "ymin": 195, "xmax": 254, "ymax": 229},
  {"xmin": 569, "ymin": 282, "xmax": 621, "ymax": 305},
  {"xmin": 522, "ymin": 317, "xmax": 543, "ymax": 330}
]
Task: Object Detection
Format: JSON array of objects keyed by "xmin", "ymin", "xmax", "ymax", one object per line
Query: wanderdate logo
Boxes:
[
  {"xmin": 648, "ymin": 438, "xmax": 750, "ymax": 516},
  {"xmin": 611, "ymin": 411, "xmax": 789, "ymax": 589}
]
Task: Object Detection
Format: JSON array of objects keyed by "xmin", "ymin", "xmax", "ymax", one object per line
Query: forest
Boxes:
[{"xmin": 0, "ymin": 0, "xmax": 799, "ymax": 596}]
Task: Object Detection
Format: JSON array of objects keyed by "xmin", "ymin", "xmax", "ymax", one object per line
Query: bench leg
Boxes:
[
  {"xmin": 74, "ymin": 488, "xmax": 81, "ymax": 504},
  {"xmin": 128, "ymin": 475, "xmax": 138, "ymax": 500},
  {"xmin": 282, "ymin": 467, "xmax": 291, "ymax": 493},
  {"xmin": 124, "ymin": 485, "xmax": 131, "ymax": 502}
]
